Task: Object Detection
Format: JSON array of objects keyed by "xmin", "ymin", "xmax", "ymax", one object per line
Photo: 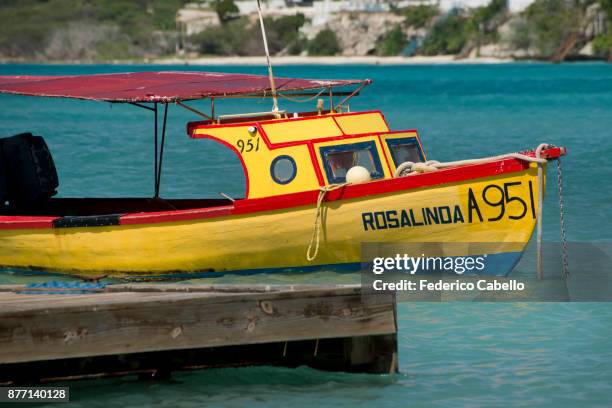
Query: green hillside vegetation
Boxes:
[
  {"xmin": 420, "ymin": 10, "xmax": 471, "ymax": 55},
  {"xmin": 401, "ymin": 5, "xmax": 439, "ymax": 28},
  {"xmin": 419, "ymin": 0, "xmax": 506, "ymax": 55},
  {"xmin": 378, "ymin": 0, "xmax": 508, "ymax": 57},
  {"xmin": 520, "ymin": 0, "xmax": 582, "ymax": 57},
  {"xmin": 0, "ymin": 0, "xmax": 610, "ymax": 61},
  {"xmin": 376, "ymin": 25, "xmax": 406, "ymax": 56},
  {"xmin": 0, "ymin": 0, "xmax": 189, "ymax": 60},
  {"xmin": 194, "ymin": 14, "xmax": 307, "ymax": 56},
  {"xmin": 306, "ymin": 28, "xmax": 341, "ymax": 56},
  {"xmin": 593, "ymin": 0, "xmax": 612, "ymax": 58}
]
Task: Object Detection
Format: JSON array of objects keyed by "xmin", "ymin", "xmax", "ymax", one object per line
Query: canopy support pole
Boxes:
[
  {"xmin": 129, "ymin": 102, "xmax": 155, "ymax": 112},
  {"xmin": 154, "ymin": 103, "xmax": 158, "ymax": 197},
  {"xmin": 155, "ymin": 104, "xmax": 169, "ymax": 198},
  {"xmin": 176, "ymin": 101, "xmax": 212, "ymax": 120},
  {"xmin": 334, "ymin": 81, "xmax": 369, "ymax": 111}
]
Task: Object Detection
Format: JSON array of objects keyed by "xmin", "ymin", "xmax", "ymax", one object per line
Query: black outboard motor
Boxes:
[{"xmin": 0, "ymin": 133, "xmax": 58, "ymax": 211}]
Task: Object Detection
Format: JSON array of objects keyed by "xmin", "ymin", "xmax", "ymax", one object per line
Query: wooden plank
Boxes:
[
  {"xmin": 0, "ymin": 284, "xmax": 395, "ymax": 365},
  {"xmin": 0, "ymin": 334, "xmax": 398, "ymax": 383},
  {"xmin": 0, "ymin": 283, "xmax": 357, "ymax": 294}
]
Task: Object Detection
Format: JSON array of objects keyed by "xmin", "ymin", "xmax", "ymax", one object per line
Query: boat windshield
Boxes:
[
  {"xmin": 327, "ymin": 148, "xmax": 379, "ymax": 181},
  {"xmin": 388, "ymin": 141, "xmax": 422, "ymax": 166}
]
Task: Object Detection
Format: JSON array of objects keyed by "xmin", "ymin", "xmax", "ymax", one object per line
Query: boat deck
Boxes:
[{"xmin": 0, "ymin": 283, "xmax": 397, "ymax": 384}]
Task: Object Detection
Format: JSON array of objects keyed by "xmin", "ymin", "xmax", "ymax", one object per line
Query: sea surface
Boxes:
[{"xmin": 0, "ymin": 63, "xmax": 611, "ymax": 407}]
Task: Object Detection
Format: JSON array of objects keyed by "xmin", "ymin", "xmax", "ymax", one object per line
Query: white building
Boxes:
[
  {"xmin": 176, "ymin": 0, "xmax": 536, "ymax": 39},
  {"xmin": 176, "ymin": 3, "xmax": 220, "ymax": 36},
  {"xmin": 234, "ymin": 0, "xmax": 537, "ymax": 22},
  {"xmin": 438, "ymin": 0, "xmax": 533, "ymax": 12}
]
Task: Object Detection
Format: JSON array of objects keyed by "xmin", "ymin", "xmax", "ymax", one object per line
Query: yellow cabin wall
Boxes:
[
  {"xmin": 334, "ymin": 112, "xmax": 389, "ymax": 134},
  {"xmin": 191, "ymin": 112, "xmax": 400, "ymax": 198},
  {"xmin": 262, "ymin": 117, "xmax": 342, "ymax": 143},
  {"xmin": 192, "ymin": 125, "xmax": 320, "ymax": 199}
]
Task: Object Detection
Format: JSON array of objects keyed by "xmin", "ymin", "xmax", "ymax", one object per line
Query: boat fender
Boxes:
[{"xmin": 346, "ymin": 166, "xmax": 371, "ymax": 184}]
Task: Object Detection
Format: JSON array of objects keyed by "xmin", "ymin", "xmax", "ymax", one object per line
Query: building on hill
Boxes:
[{"xmin": 175, "ymin": 3, "xmax": 220, "ymax": 54}]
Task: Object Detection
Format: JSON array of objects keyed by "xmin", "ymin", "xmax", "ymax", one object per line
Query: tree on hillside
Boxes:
[
  {"xmin": 307, "ymin": 29, "xmax": 341, "ymax": 56},
  {"xmin": 402, "ymin": 5, "xmax": 439, "ymax": 28},
  {"xmin": 376, "ymin": 25, "xmax": 406, "ymax": 56},
  {"xmin": 214, "ymin": 0, "xmax": 239, "ymax": 23},
  {"xmin": 593, "ymin": 0, "xmax": 612, "ymax": 59},
  {"xmin": 521, "ymin": 0, "xmax": 582, "ymax": 58},
  {"xmin": 420, "ymin": 9, "xmax": 469, "ymax": 55}
]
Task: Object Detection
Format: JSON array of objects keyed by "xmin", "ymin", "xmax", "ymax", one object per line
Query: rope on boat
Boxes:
[
  {"xmin": 395, "ymin": 144, "xmax": 561, "ymax": 280},
  {"xmin": 393, "ymin": 147, "xmax": 549, "ymax": 177},
  {"xmin": 306, "ymin": 145, "xmax": 568, "ymax": 279},
  {"xmin": 306, "ymin": 183, "xmax": 347, "ymax": 261}
]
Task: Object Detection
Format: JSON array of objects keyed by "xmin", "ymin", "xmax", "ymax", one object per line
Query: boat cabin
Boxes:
[
  {"xmin": 188, "ymin": 110, "xmax": 426, "ymax": 199},
  {"xmin": 0, "ymin": 71, "xmax": 426, "ymax": 221}
]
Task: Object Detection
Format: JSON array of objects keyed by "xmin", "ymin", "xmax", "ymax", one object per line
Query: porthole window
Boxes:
[{"xmin": 270, "ymin": 155, "xmax": 297, "ymax": 185}]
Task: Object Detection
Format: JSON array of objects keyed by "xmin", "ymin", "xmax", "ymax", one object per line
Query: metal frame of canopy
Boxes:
[
  {"xmin": 0, "ymin": 72, "xmax": 371, "ymax": 198},
  {"xmin": 127, "ymin": 88, "xmax": 366, "ymax": 198}
]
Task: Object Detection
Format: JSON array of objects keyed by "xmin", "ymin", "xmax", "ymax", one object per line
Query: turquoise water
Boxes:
[{"xmin": 1, "ymin": 63, "xmax": 611, "ymax": 406}]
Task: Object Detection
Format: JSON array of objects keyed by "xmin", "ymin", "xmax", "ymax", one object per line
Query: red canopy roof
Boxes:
[{"xmin": 0, "ymin": 71, "xmax": 369, "ymax": 103}]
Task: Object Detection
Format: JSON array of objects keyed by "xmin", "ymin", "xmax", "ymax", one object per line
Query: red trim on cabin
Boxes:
[
  {"xmin": 379, "ymin": 111, "xmax": 391, "ymax": 131},
  {"xmin": 331, "ymin": 115, "xmax": 345, "ymax": 135},
  {"xmin": 377, "ymin": 134, "xmax": 394, "ymax": 176},
  {"xmin": 263, "ymin": 132, "xmax": 371, "ymax": 149},
  {"xmin": 255, "ymin": 109, "xmax": 384, "ymax": 127},
  {"xmin": 192, "ymin": 123, "xmax": 421, "ymax": 152},
  {"xmin": 189, "ymin": 110, "xmax": 387, "ymax": 143},
  {"xmin": 233, "ymin": 157, "xmax": 530, "ymax": 214},
  {"xmin": 307, "ymin": 143, "xmax": 325, "ymax": 186},
  {"xmin": 187, "ymin": 110, "xmax": 342, "ymax": 135},
  {"xmin": 125, "ymin": 146, "xmax": 564, "ymax": 220},
  {"xmin": 0, "ymin": 147, "xmax": 565, "ymax": 230},
  {"xmin": 253, "ymin": 124, "xmax": 273, "ymax": 150}
]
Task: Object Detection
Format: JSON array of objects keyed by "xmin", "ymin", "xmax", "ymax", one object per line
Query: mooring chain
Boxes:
[{"xmin": 557, "ymin": 159, "xmax": 569, "ymax": 279}]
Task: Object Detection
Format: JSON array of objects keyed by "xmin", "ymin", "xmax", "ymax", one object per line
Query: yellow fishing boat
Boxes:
[{"xmin": 0, "ymin": 71, "xmax": 565, "ymax": 278}]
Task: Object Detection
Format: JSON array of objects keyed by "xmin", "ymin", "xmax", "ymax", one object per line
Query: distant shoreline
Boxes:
[
  {"xmin": 1, "ymin": 55, "xmax": 605, "ymax": 65},
  {"xmin": 154, "ymin": 55, "xmax": 514, "ymax": 65},
  {"xmin": 0, "ymin": 55, "xmax": 518, "ymax": 65}
]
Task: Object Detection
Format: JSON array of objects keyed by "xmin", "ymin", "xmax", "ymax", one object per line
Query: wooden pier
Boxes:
[{"xmin": 0, "ymin": 283, "xmax": 397, "ymax": 384}]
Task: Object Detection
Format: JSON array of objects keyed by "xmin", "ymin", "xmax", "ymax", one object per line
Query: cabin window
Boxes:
[
  {"xmin": 320, "ymin": 141, "xmax": 384, "ymax": 184},
  {"xmin": 270, "ymin": 155, "xmax": 297, "ymax": 185},
  {"xmin": 386, "ymin": 137, "xmax": 424, "ymax": 167}
]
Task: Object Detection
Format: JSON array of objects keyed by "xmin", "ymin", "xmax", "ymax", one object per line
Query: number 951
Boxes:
[{"xmin": 237, "ymin": 137, "xmax": 260, "ymax": 154}]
